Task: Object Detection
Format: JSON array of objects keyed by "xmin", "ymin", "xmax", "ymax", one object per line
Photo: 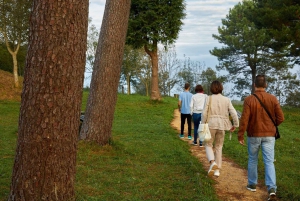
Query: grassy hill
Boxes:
[
  {"xmin": 0, "ymin": 70, "xmax": 22, "ymax": 101},
  {"xmin": 0, "ymin": 71, "xmax": 299, "ymax": 200}
]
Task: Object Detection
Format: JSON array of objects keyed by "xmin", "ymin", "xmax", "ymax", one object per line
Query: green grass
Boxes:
[
  {"xmin": 0, "ymin": 101, "xmax": 20, "ymax": 198},
  {"xmin": 0, "ymin": 94, "xmax": 218, "ymax": 201},
  {"xmin": 1, "ymin": 94, "xmax": 299, "ymax": 200},
  {"xmin": 224, "ymin": 106, "xmax": 300, "ymax": 200}
]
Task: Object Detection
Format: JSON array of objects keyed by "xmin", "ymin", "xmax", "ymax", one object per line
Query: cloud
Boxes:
[
  {"xmin": 88, "ymin": 0, "xmax": 106, "ymax": 28},
  {"xmin": 88, "ymin": 0, "xmax": 241, "ymax": 67}
]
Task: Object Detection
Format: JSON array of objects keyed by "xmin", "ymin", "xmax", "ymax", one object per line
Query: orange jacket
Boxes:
[{"xmin": 238, "ymin": 89, "xmax": 284, "ymax": 141}]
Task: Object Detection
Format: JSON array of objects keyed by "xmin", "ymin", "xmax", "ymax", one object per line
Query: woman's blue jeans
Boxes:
[
  {"xmin": 192, "ymin": 113, "xmax": 202, "ymax": 143},
  {"xmin": 247, "ymin": 137, "xmax": 276, "ymax": 191}
]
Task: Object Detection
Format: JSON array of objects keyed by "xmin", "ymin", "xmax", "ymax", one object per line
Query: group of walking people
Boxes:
[{"xmin": 177, "ymin": 76, "xmax": 284, "ymax": 201}]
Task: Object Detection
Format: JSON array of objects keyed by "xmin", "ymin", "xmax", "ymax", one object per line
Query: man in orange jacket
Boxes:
[{"xmin": 238, "ymin": 75, "xmax": 284, "ymax": 201}]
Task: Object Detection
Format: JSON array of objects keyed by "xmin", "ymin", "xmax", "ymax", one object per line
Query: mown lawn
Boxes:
[
  {"xmin": 0, "ymin": 94, "xmax": 218, "ymax": 201},
  {"xmin": 0, "ymin": 93, "xmax": 299, "ymax": 200}
]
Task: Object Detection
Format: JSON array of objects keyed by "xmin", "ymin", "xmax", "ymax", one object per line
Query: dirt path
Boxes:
[{"xmin": 170, "ymin": 109, "xmax": 270, "ymax": 201}]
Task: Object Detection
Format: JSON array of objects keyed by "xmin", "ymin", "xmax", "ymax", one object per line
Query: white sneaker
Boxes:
[
  {"xmin": 208, "ymin": 162, "xmax": 218, "ymax": 176},
  {"xmin": 214, "ymin": 169, "xmax": 220, "ymax": 177}
]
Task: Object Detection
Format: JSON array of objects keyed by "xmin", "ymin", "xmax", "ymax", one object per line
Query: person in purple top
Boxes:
[{"xmin": 178, "ymin": 83, "xmax": 193, "ymax": 139}]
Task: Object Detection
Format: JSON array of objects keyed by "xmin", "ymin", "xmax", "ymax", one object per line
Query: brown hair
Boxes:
[
  {"xmin": 255, "ymin": 75, "xmax": 267, "ymax": 88},
  {"xmin": 184, "ymin": 83, "xmax": 190, "ymax": 90},
  {"xmin": 195, "ymin": 85, "xmax": 204, "ymax": 93},
  {"xmin": 210, "ymin": 80, "xmax": 223, "ymax": 94}
]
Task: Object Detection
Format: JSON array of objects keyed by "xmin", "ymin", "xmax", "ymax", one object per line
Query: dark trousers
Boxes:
[{"xmin": 180, "ymin": 113, "xmax": 192, "ymax": 136}]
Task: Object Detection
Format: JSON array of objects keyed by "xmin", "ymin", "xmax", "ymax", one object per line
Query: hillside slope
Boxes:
[{"xmin": 0, "ymin": 70, "xmax": 22, "ymax": 101}]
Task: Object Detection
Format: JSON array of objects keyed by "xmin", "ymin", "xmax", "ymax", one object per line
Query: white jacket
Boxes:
[
  {"xmin": 190, "ymin": 93, "xmax": 207, "ymax": 115},
  {"xmin": 202, "ymin": 94, "xmax": 239, "ymax": 131}
]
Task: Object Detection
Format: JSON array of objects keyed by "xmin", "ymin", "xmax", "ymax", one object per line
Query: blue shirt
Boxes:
[{"xmin": 179, "ymin": 91, "xmax": 193, "ymax": 114}]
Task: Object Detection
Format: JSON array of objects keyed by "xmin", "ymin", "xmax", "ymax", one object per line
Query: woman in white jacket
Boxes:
[
  {"xmin": 190, "ymin": 85, "xmax": 207, "ymax": 147},
  {"xmin": 202, "ymin": 80, "xmax": 239, "ymax": 177}
]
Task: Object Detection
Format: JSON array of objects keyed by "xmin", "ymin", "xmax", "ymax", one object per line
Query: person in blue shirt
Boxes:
[{"xmin": 178, "ymin": 83, "xmax": 193, "ymax": 139}]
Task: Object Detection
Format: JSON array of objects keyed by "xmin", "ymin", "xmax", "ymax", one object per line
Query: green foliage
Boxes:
[
  {"xmin": 0, "ymin": 0, "xmax": 31, "ymax": 43},
  {"xmin": 210, "ymin": 0, "xmax": 293, "ymax": 97},
  {"xmin": 121, "ymin": 45, "xmax": 148, "ymax": 94},
  {"xmin": 0, "ymin": 42, "xmax": 26, "ymax": 75},
  {"xmin": 0, "ymin": 43, "xmax": 12, "ymax": 72},
  {"xmin": 86, "ymin": 18, "xmax": 99, "ymax": 73},
  {"xmin": 126, "ymin": 0, "xmax": 186, "ymax": 50},
  {"xmin": 285, "ymin": 90, "xmax": 300, "ymax": 107},
  {"xmin": 176, "ymin": 55, "xmax": 205, "ymax": 92},
  {"xmin": 199, "ymin": 67, "xmax": 226, "ymax": 95},
  {"xmin": 254, "ymin": 0, "xmax": 300, "ymax": 64}
]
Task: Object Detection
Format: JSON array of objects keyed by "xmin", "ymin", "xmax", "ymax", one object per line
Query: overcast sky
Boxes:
[
  {"xmin": 88, "ymin": 0, "xmax": 241, "ymax": 68},
  {"xmin": 85, "ymin": 0, "xmax": 243, "ymax": 91}
]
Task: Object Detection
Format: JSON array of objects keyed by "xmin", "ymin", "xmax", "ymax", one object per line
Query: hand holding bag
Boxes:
[{"xmin": 198, "ymin": 96, "xmax": 212, "ymax": 141}]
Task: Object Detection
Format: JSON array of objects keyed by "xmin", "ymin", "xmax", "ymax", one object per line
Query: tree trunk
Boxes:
[
  {"xmin": 126, "ymin": 75, "xmax": 131, "ymax": 95},
  {"xmin": 8, "ymin": 1, "xmax": 89, "ymax": 200},
  {"xmin": 12, "ymin": 52, "xmax": 19, "ymax": 88},
  {"xmin": 146, "ymin": 82, "xmax": 149, "ymax": 96},
  {"xmin": 80, "ymin": 0, "xmax": 131, "ymax": 145},
  {"xmin": 251, "ymin": 66, "xmax": 257, "ymax": 94},
  {"xmin": 144, "ymin": 45, "xmax": 161, "ymax": 100},
  {"xmin": 4, "ymin": 34, "xmax": 20, "ymax": 88}
]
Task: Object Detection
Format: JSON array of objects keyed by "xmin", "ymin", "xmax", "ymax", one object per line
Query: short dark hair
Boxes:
[
  {"xmin": 210, "ymin": 80, "xmax": 223, "ymax": 94},
  {"xmin": 195, "ymin": 85, "xmax": 204, "ymax": 93},
  {"xmin": 184, "ymin": 83, "xmax": 190, "ymax": 90},
  {"xmin": 255, "ymin": 75, "xmax": 267, "ymax": 88}
]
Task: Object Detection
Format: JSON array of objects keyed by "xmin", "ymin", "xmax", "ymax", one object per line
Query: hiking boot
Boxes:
[
  {"xmin": 188, "ymin": 135, "xmax": 192, "ymax": 140},
  {"xmin": 268, "ymin": 188, "xmax": 276, "ymax": 201},
  {"xmin": 179, "ymin": 134, "xmax": 184, "ymax": 138},
  {"xmin": 246, "ymin": 184, "xmax": 256, "ymax": 192},
  {"xmin": 208, "ymin": 162, "xmax": 218, "ymax": 176}
]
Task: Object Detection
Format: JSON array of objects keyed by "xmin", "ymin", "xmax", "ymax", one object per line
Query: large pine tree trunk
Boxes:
[
  {"xmin": 80, "ymin": 0, "xmax": 131, "ymax": 145},
  {"xmin": 8, "ymin": 1, "xmax": 89, "ymax": 200}
]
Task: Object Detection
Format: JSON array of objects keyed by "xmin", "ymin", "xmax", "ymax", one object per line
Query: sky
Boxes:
[
  {"xmin": 88, "ymin": 0, "xmax": 241, "ymax": 68},
  {"xmin": 85, "ymin": 0, "xmax": 242, "ymax": 90}
]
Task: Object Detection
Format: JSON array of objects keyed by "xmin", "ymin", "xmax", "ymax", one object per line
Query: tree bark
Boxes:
[
  {"xmin": 8, "ymin": 0, "xmax": 89, "ymax": 200},
  {"xmin": 126, "ymin": 75, "xmax": 131, "ymax": 94},
  {"xmin": 80, "ymin": 0, "xmax": 131, "ymax": 145},
  {"xmin": 144, "ymin": 44, "xmax": 161, "ymax": 100}
]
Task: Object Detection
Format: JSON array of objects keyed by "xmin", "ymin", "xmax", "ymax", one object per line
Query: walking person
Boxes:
[
  {"xmin": 178, "ymin": 83, "xmax": 193, "ymax": 139},
  {"xmin": 237, "ymin": 75, "xmax": 284, "ymax": 201},
  {"xmin": 190, "ymin": 84, "xmax": 207, "ymax": 146},
  {"xmin": 202, "ymin": 80, "xmax": 239, "ymax": 177}
]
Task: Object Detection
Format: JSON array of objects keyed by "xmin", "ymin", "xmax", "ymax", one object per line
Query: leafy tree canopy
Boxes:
[
  {"xmin": 126, "ymin": 0, "xmax": 186, "ymax": 50},
  {"xmin": 253, "ymin": 0, "xmax": 300, "ymax": 63},
  {"xmin": 210, "ymin": 0, "xmax": 293, "ymax": 96}
]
